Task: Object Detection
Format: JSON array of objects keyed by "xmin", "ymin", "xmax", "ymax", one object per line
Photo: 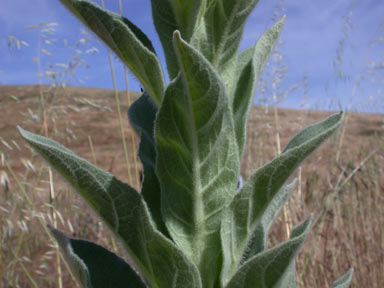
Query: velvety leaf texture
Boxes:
[
  {"xmin": 155, "ymin": 31, "xmax": 239, "ymax": 288},
  {"xmin": 276, "ymin": 265, "xmax": 298, "ymax": 288},
  {"xmin": 128, "ymin": 92, "xmax": 169, "ymax": 237},
  {"xmin": 48, "ymin": 225, "xmax": 146, "ymax": 288},
  {"xmin": 151, "ymin": 0, "xmax": 202, "ymax": 79},
  {"xmin": 232, "ymin": 17, "xmax": 285, "ymax": 158},
  {"xmin": 241, "ymin": 180, "xmax": 297, "ymax": 262},
  {"xmin": 59, "ymin": 0, "xmax": 165, "ymax": 105},
  {"xmin": 283, "ymin": 112, "xmax": 343, "ymax": 153},
  {"xmin": 225, "ymin": 216, "xmax": 312, "ymax": 288},
  {"xmin": 333, "ymin": 268, "xmax": 354, "ymax": 288},
  {"xmin": 220, "ymin": 112, "xmax": 344, "ymax": 283},
  {"xmin": 18, "ymin": 127, "xmax": 202, "ymax": 288},
  {"xmin": 23, "ymin": 0, "xmax": 355, "ymax": 285},
  {"xmin": 201, "ymin": 0, "xmax": 259, "ymax": 68},
  {"xmin": 48, "ymin": 226, "xmax": 90, "ymax": 288}
]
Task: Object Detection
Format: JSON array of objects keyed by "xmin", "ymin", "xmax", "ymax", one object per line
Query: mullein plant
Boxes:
[{"xmin": 18, "ymin": 0, "xmax": 353, "ymax": 287}]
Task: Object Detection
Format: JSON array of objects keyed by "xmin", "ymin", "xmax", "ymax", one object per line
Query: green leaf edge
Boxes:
[
  {"xmin": 18, "ymin": 126, "xmax": 202, "ymax": 288},
  {"xmin": 48, "ymin": 225, "xmax": 146, "ymax": 288},
  {"xmin": 224, "ymin": 215, "xmax": 313, "ymax": 288},
  {"xmin": 220, "ymin": 111, "xmax": 344, "ymax": 284},
  {"xmin": 333, "ymin": 268, "xmax": 354, "ymax": 288},
  {"xmin": 59, "ymin": 0, "xmax": 165, "ymax": 105},
  {"xmin": 231, "ymin": 16, "xmax": 286, "ymax": 158}
]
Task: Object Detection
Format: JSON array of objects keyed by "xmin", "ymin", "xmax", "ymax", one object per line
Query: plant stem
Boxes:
[{"xmin": 88, "ymin": 135, "xmax": 97, "ymax": 165}]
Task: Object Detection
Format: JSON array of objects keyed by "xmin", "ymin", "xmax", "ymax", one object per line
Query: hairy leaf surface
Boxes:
[
  {"xmin": 128, "ymin": 92, "xmax": 169, "ymax": 237},
  {"xmin": 18, "ymin": 127, "xmax": 201, "ymax": 288},
  {"xmin": 277, "ymin": 265, "xmax": 298, "ymax": 288},
  {"xmin": 240, "ymin": 181, "xmax": 299, "ymax": 288},
  {"xmin": 241, "ymin": 180, "xmax": 297, "ymax": 261},
  {"xmin": 198, "ymin": 0, "xmax": 259, "ymax": 70},
  {"xmin": 232, "ymin": 17, "xmax": 285, "ymax": 157},
  {"xmin": 225, "ymin": 216, "xmax": 312, "ymax": 288},
  {"xmin": 333, "ymin": 268, "xmax": 354, "ymax": 288},
  {"xmin": 59, "ymin": 0, "xmax": 165, "ymax": 105},
  {"xmin": 48, "ymin": 225, "xmax": 146, "ymax": 288},
  {"xmin": 151, "ymin": 0, "xmax": 202, "ymax": 79},
  {"xmin": 221, "ymin": 112, "xmax": 344, "ymax": 283},
  {"xmin": 155, "ymin": 31, "xmax": 239, "ymax": 287}
]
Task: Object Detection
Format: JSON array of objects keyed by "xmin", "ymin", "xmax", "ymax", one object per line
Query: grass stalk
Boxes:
[
  {"xmin": 49, "ymin": 168, "xmax": 63, "ymax": 288},
  {"xmin": 5, "ymin": 160, "xmax": 79, "ymax": 287},
  {"xmin": 36, "ymin": 28, "xmax": 48, "ymax": 137},
  {"xmin": 100, "ymin": 0, "xmax": 133, "ymax": 185},
  {"xmin": 336, "ymin": 112, "xmax": 349, "ymax": 162},
  {"xmin": 119, "ymin": 0, "xmax": 140, "ymax": 189},
  {"xmin": 10, "ymin": 247, "xmax": 39, "ymax": 288},
  {"xmin": 298, "ymin": 148, "xmax": 377, "ymax": 282},
  {"xmin": 124, "ymin": 68, "xmax": 140, "ymax": 189},
  {"xmin": 273, "ymin": 89, "xmax": 291, "ymax": 238},
  {"xmin": 88, "ymin": 135, "xmax": 97, "ymax": 165}
]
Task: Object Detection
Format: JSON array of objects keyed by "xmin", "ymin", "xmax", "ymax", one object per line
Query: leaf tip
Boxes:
[
  {"xmin": 288, "ymin": 177, "xmax": 298, "ymax": 188},
  {"xmin": 172, "ymin": 30, "xmax": 183, "ymax": 47},
  {"xmin": 333, "ymin": 267, "xmax": 354, "ymax": 287},
  {"xmin": 332, "ymin": 110, "xmax": 345, "ymax": 127},
  {"xmin": 274, "ymin": 15, "xmax": 286, "ymax": 32},
  {"xmin": 17, "ymin": 126, "xmax": 36, "ymax": 145},
  {"xmin": 17, "ymin": 126, "xmax": 29, "ymax": 141},
  {"xmin": 47, "ymin": 224, "xmax": 71, "ymax": 251},
  {"xmin": 172, "ymin": 30, "xmax": 182, "ymax": 43},
  {"xmin": 301, "ymin": 213, "xmax": 313, "ymax": 233},
  {"xmin": 16, "ymin": 125, "xmax": 24, "ymax": 135},
  {"xmin": 173, "ymin": 29, "xmax": 181, "ymax": 38},
  {"xmin": 290, "ymin": 214, "xmax": 313, "ymax": 239}
]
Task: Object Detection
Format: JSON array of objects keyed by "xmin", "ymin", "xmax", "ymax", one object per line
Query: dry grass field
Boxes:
[{"xmin": 1, "ymin": 84, "xmax": 383, "ymax": 287}]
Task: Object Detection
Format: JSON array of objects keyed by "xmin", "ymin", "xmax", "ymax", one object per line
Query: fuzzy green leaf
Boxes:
[
  {"xmin": 128, "ymin": 92, "xmax": 169, "ymax": 238},
  {"xmin": 220, "ymin": 112, "xmax": 344, "ymax": 284},
  {"xmin": 155, "ymin": 31, "xmax": 239, "ymax": 288},
  {"xmin": 226, "ymin": 181, "xmax": 299, "ymax": 288},
  {"xmin": 18, "ymin": 127, "xmax": 201, "ymax": 288},
  {"xmin": 196, "ymin": 0, "xmax": 259, "ymax": 70},
  {"xmin": 48, "ymin": 225, "xmax": 146, "ymax": 288},
  {"xmin": 225, "ymin": 215, "xmax": 312, "ymax": 288},
  {"xmin": 59, "ymin": 0, "xmax": 165, "ymax": 105},
  {"xmin": 235, "ymin": 182, "xmax": 299, "ymax": 288},
  {"xmin": 241, "ymin": 179, "xmax": 297, "ymax": 261},
  {"xmin": 283, "ymin": 112, "xmax": 343, "ymax": 153},
  {"xmin": 151, "ymin": 0, "xmax": 202, "ymax": 79},
  {"xmin": 277, "ymin": 265, "xmax": 298, "ymax": 288},
  {"xmin": 232, "ymin": 17, "xmax": 285, "ymax": 157},
  {"xmin": 333, "ymin": 268, "xmax": 354, "ymax": 288}
]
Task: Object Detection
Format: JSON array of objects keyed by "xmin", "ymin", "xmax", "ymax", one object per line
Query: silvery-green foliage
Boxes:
[{"xmin": 19, "ymin": 0, "xmax": 353, "ymax": 287}]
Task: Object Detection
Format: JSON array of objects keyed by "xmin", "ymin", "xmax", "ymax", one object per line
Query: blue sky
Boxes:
[{"xmin": 1, "ymin": 0, "xmax": 383, "ymax": 113}]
